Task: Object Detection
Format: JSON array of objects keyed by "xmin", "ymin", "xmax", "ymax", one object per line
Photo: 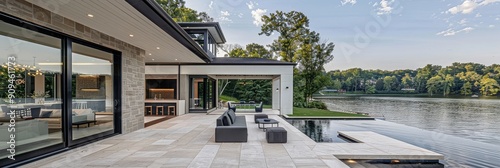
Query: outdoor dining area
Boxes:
[{"xmin": 227, "ymin": 101, "xmax": 263, "ymax": 112}]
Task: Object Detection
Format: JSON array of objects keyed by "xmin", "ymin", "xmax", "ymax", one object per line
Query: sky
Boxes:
[{"xmin": 184, "ymin": 0, "xmax": 500, "ymax": 71}]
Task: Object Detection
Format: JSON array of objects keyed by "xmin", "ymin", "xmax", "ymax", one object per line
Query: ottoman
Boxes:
[
  {"xmin": 254, "ymin": 114, "xmax": 268, "ymax": 123},
  {"xmin": 266, "ymin": 127, "xmax": 287, "ymax": 143}
]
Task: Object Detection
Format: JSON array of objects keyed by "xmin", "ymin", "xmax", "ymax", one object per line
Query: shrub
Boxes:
[{"xmin": 307, "ymin": 101, "xmax": 327, "ymax": 110}]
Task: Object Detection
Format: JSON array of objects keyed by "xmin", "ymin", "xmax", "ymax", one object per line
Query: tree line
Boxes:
[{"xmin": 327, "ymin": 63, "xmax": 500, "ymax": 96}]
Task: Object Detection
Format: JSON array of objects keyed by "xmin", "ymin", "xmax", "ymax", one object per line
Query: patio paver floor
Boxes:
[{"xmin": 22, "ymin": 109, "xmax": 348, "ymax": 168}]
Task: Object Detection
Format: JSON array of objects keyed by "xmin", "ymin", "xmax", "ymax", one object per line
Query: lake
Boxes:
[
  {"xmin": 318, "ymin": 96, "xmax": 500, "ymax": 145},
  {"xmin": 295, "ymin": 96, "xmax": 500, "ymax": 167}
]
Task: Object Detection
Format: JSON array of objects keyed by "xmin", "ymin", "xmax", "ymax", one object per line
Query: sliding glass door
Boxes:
[
  {"xmin": 189, "ymin": 76, "xmax": 216, "ymax": 112},
  {"xmin": 0, "ymin": 19, "xmax": 64, "ymax": 161},
  {"xmin": 0, "ymin": 14, "xmax": 121, "ymax": 166},
  {"xmin": 71, "ymin": 43, "xmax": 115, "ymax": 140}
]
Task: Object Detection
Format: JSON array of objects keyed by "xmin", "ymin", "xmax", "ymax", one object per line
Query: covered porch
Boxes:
[{"xmin": 145, "ymin": 57, "xmax": 295, "ymax": 116}]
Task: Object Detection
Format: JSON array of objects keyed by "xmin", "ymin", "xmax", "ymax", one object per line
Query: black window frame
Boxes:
[{"xmin": 0, "ymin": 12, "xmax": 122, "ymax": 167}]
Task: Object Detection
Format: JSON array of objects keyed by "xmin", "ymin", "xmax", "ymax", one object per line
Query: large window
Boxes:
[
  {"xmin": 189, "ymin": 76, "xmax": 216, "ymax": 112},
  {"xmin": 0, "ymin": 20, "xmax": 63, "ymax": 160},
  {"xmin": 0, "ymin": 15, "xmax": 121, "ymax": 166},
  {"xmin": 71, "ymin": 43, "xmax": 115, "ymax": 140}
]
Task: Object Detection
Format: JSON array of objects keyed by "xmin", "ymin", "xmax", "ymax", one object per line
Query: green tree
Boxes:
[
  {"xmin": 259, "ymin": 11, "xmax": 310, "ymax": 63},
  {"xmin": 427, "ymin": 75, "xmax": 443, "ymax": 96},
  {"xmin": 331, "ymin": 79, "xmax": 342, "ymax": 90},
  {"xmin": 297, "ymin": 30, "xmax": 334, "ymax": 102},
  {"xmin": 401, "ymin": 73, "xmax": 413, "ymax": 88},
  {"xmin": 246, "ymin": 43, "xmax": 272, "ymax": 59},
  {"xmin": 442, "ymin": 74, "xmax": 455, "ymax": 96},
  {"xmin": 479, "ymin": 76, "xmax": 500, "ymax": 96},
  {"xmin": 383, "ymin": 76, "xmax": 397, "ymax": 91},
  {"xmin": 375, "ymin": 79, "xmax": 384, "ymax": 91},
  {"xmin": 365, "ymin": 85, "xmax": 376, "ymax": 94},
  {"xmin": 156, "ymin": 0, "xmax": 213, "ymax": 22},
  {"xmin": 461, "ymin": 82, "xmax": 472, "ymax": 96},
  {"xmin": 228, "ymin": 47, "xmax": 248, "ymax": 58}
]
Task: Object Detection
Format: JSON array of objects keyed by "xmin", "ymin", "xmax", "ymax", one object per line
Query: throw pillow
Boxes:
[
  {"xmin": 222, "ymin": 116, "xmax": 230, "ymax": 126},
  {"xmin": 40, "ymin": 111, "xmax": 53, "ymax": 118}
]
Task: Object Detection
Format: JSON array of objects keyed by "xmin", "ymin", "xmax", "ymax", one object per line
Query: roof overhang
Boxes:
[
  {"xmin": 178, "ymin": 22, "xmax": 227, "ymax": 44},
  {"xmin": 26, "ymin": 0, "xmax": 211, "ymax": 63}
]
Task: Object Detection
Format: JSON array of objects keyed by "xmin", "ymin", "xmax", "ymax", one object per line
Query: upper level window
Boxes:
[{"xmin": 186, "ymin": 30, "xmax": 216, "ymax": 57}]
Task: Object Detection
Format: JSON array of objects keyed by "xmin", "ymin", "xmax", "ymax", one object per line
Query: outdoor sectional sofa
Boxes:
[{"xmin": 215, "ymin": 109, "xmax": 247, "ymax": 142}]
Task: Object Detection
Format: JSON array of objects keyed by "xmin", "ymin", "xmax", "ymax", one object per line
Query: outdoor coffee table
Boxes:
[{"xmin": 257, "ymin": 118, "xmax": 279, "ymax": 132}]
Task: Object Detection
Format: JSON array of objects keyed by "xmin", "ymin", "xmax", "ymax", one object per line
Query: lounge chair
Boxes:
[
  {"xmin": 255, "ymin": 102, "xmax": 263, "ymax": 112},
  {"xmin": 228, "ymin": 102, "xmax": 236, "ymax": 112}
]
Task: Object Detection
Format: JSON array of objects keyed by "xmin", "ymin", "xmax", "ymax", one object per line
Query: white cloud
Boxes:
[
  {"xmin": 489, "ymin": 25, "xmax": 495, "ymax": 28},
  {"xmin": 479, "ymin": 0, "xmax": 500, "ymax": 5},
  {"xmin": 246, "ymin": 1, "xmax": 255, "ymax": 10},
  {"xmin": 238, "ymin": 13, "xmax": 244, "ymax": 18},
  {"xmin": 251, "ymin": 8, "xmax": 267, "ymax": 26},
  {"xmin": 458, "ymin": 18, "xmax": 468, "ymax": 25},
  {"xmin": 209, "ymin": 1, "xmax": 214, "ymax": 9},
  {"xmin": 447, "ymin": 0, "xmax": 478, "ymax": 14},
  {"xmin": 436, "ymin": 27, "xmax": 474, "ymax": 36},
  {"xmin": 341, "ymin": 0, "xmax": 357, "ymax": 6},
  {"xmin": 219, "ymin": 11, "xmax": 231, "ymax": 22},
  {"xmin": 221, "ymin": 11, "xmax": 230, "ymax": 16},
  {"xmin": 475, "ymin": 13, "xmax": 482, "ymax": 17},
  {"xmin": 447, "ymin": 0, "xmax": 500, "ymax": 15},
  {"xmin": 496, "ymin": 18, "xmax": 500, "ymax": 20},
  {"xmin": 377, "ymin": 0, "xmax": 395, "ymax": 15}
]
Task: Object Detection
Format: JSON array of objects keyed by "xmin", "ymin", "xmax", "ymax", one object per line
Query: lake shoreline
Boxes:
[{"xmin": 314, "ymin": 94, "xmax": 500, "ymax": 100}]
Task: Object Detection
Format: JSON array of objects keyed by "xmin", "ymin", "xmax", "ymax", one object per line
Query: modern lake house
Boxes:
[{"xmin": 0, "ymin": 0, "xmax": 294, "ymax": 166}]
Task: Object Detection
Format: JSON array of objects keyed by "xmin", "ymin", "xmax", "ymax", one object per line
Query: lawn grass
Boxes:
[
  {"xmin": 219, "ymin": 95, "xmax": 239, "ymax": 102},
  {"xmin": 289, "ymin": 107, "xmax": 367, "ymax": 117},
  {"xmin": 236, "ymin": 104, "xmax": 272, "ymax": 109}
]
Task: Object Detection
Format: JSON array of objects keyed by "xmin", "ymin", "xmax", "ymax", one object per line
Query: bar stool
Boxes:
[
  {"xmin": 156, "ymin": 106, "xmax": 164, "ymax": 115},
  {"xmin": 167, "ymin": 106, "xmax": 176, "ymax": 116},
  {"xmin": 145, "ymin": 106, "xmax": 152, "ymax": 116}
]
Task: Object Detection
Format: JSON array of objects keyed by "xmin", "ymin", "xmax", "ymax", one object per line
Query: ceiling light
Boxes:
[
  {"xmin": 175, "ymin": 59, "xmax": 178, "ymax": 61},
  {"xmin": 156, "ymin": 47, "xmax": 160, "ymax": 50},
  {"xmin": 129, "ymin": 34, "xmax": 134, "ymax": 37},
  {"xmin": 152, "ymin": 59, "xmax": 155, "ymax": 61},
  {"xmin": 148, "ymin": 53, "xmax": 152, "ymax": 56},
  {"xmin": 87, "ymin": 14, "xmax": 94, "ymax": 18}
]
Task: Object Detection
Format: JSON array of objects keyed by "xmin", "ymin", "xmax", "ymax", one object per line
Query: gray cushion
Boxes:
[
  {"xmin": 227, "ymin": 110, "xmax": 236, "ymax": 123},
  {"xmin": 40, "ymin": 111, "xmax": 53, "ymax": 118},
  {"xmin": 222, "ymin": 114, "xmax": 231, "ymax": 126}
]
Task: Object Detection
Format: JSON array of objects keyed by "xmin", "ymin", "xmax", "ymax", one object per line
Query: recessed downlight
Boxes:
[
  {"xmin": 87, "ymin": 14, "xmax": 94, "ymax": 18},
  {"xmin": 175, "ymin": 59, "xmax": 178, "ymax": 61},
  {"xmin": 156, "ymin": 47, "xmax": 160, "ymax": 50},
  {"xmin": 129, "ymin": 34, "xmax": 134, "ymax": 37},
  {"xmin": 148, "ymin": 53, "xmax": 152, "ymax": 56},
  {"xmin": 152, "ymin": 59, "xmax": 155, "ymax": 61}
]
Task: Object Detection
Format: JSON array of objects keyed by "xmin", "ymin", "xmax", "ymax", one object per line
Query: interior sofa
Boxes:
[
  {"xmin": 36, "ymin": 109, "xmax": 94, "ymax": 128},
  {"xmin": 215, "ymin": 109, "xmax": 247, "ymax": 142}
]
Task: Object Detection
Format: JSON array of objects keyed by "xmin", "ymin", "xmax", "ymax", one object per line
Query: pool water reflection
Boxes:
[{"xmin": 285, "ymin": 119, "xmax": 500, "ymax": 167}]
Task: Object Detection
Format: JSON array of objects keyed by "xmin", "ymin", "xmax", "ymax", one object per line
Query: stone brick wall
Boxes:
[{"xmin": 0, "ymin": 0, "xmax": 145, "ymax": 133}]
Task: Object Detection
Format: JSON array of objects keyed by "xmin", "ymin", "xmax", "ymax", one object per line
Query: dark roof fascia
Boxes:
[
  {"xmin": 145, "ymin": 62, "xmax": 296, "ymax": 66},
  {"xmin": 178, "ymin": 22, "xmax": 226, "ymax": 43},
  {"xmin": 125, "ymin": 0, "xmax": 212, "ymax": 62}
]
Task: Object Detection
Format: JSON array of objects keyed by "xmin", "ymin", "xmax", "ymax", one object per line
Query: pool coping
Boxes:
[{"xmin": 330, "ymin": 131, "xmax": 445, "ymax": 160}]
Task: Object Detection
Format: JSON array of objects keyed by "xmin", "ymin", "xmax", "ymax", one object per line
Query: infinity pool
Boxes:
[{"xmin": 285, "ymin": 119, "xmax": 500, "ymax": 167}]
